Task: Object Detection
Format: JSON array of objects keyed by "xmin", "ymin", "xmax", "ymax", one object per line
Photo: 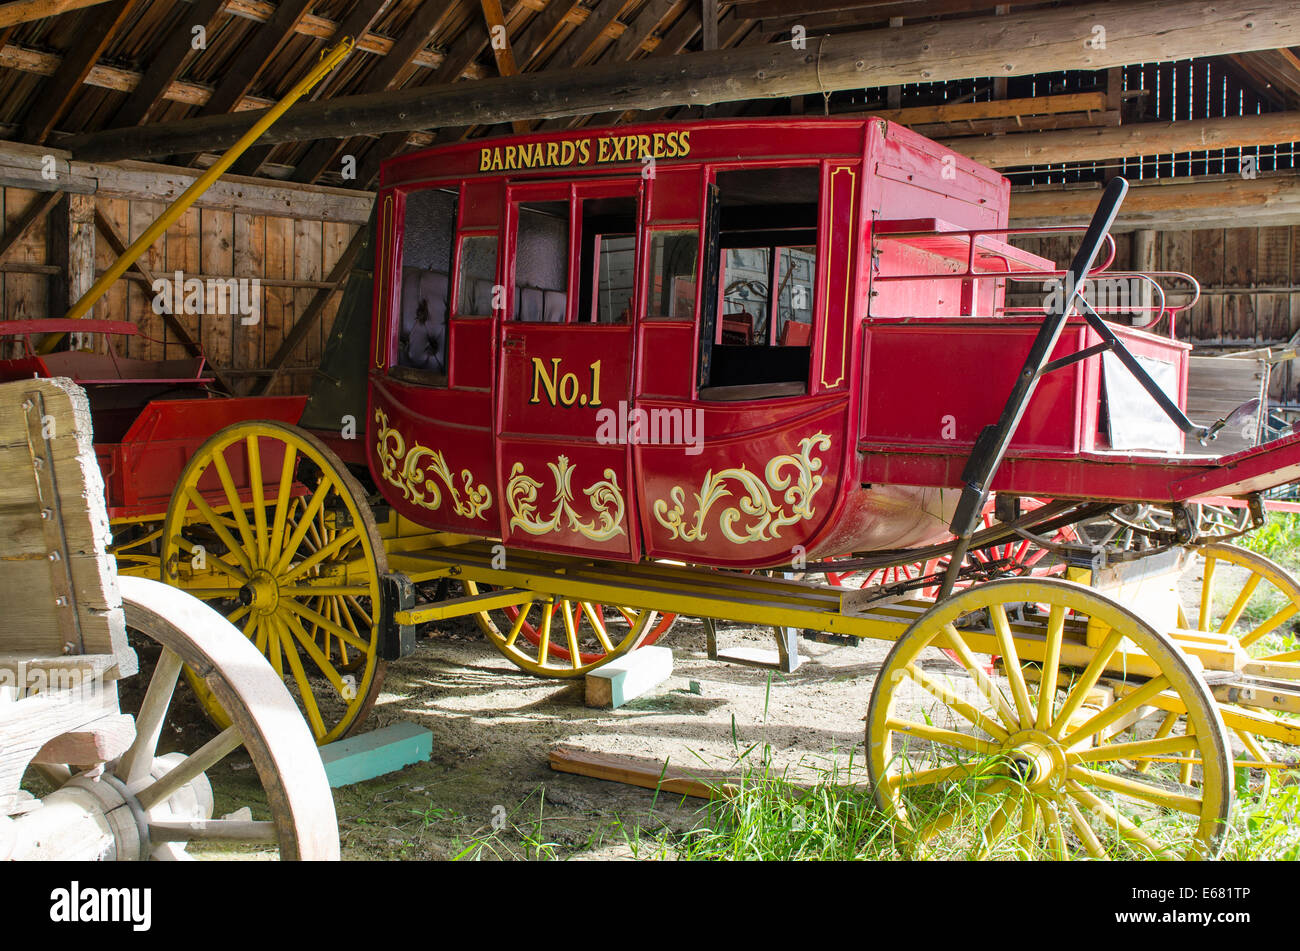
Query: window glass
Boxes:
[
  {"xmin": 456, "ymin": 235, "xmax": 498, "ymax": 316},
  {"xmin": 720, "ymin": 247, "xmax": 771, "ymax": 344},
  {"xmin": 775, "ymin": 246, "xmax": 816, "ymax": 346},
  {"xmin": 398, "ymin": 188, "xmax": 456, "ymax": 376},
  {"xmin": 596, "ymin": 234, "xmax": 636, "ymax": 323},
  {"xmin": 647, "ymin": 230, "xmax": 698, "ymax": 318},
  {"xmin": 514, "ymin": 201, "xmax": 569, "ymax": 322}
]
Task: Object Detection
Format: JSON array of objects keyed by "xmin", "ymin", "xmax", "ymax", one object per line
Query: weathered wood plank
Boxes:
[{"xmin": 199, "ymin": 207, "xmax": 234, "ymax": 372}]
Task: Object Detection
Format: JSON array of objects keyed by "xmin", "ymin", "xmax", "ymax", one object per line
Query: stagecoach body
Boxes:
[{"xmin": 364, "ymin": 118, "xmax": 1194, "ymax": 569}]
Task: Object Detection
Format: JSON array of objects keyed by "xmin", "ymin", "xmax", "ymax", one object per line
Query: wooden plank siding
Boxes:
[{"xmin": 0, "ymin": 184, "xmax": 359, "ymax": 394}]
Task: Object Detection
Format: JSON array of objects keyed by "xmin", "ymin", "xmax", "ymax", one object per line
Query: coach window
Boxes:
[
  {"xmin": 700, "ymin": 166, "xmax": 819, "ymax": 399},
  {"xmin": 579, "ymin": 196, "xmax": 639, "ymax": 324},
  {"xmin": 646, "ymin": 230, "xmax": 699, "ymax": 319},
  {"xmin": 456, "ymin": 235, "xmax": 498, "ymax": 316},
  {"xmin": 514, "ymin": 200, "xmax": 569, "ymax": 322},
  {"xmin": 396, "ymin": 188, "xmax": 457, "ymax": 383}
]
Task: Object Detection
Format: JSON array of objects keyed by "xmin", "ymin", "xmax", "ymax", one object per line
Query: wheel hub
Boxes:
[
  {"xmin": 1002, "ymin": 730, "xmax": 1066, "ymax": 792},
  {"xmin": 239, "ymin": 569, "xmax": 281, "ymax": 615}
]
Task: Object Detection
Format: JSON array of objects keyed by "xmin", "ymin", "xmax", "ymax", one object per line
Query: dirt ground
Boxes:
[{"xmin": 321, "ymin": 613, "xmax": 890, "ymax": 860}]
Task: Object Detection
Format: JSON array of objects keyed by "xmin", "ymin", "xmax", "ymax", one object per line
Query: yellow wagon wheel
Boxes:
[
  {"xmin": 1188, "ymin": 542, "xmax": 1300, "ymax": 661},
  {"xmin": 867, "ymin": 578, "xmax": 1232, "ymax": 860},
  {"xmin": 466, "ymin": 580, "xmax": 664, "ymax": 677},
  {"xmin": 161, "ymin": 420, "xmax": 387, "ymax": 745},
  {"xmin": 1187, "ymin": 542, "xmax": 1300, "ymax": 768}
]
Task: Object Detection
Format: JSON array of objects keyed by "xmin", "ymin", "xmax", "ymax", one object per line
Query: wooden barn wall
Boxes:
[
  {"xmin": 1, "ymin": 185, "xmax": 358, "ymax": 396},
  {"xmin": 1014, "ymin": 226, "xmax": 1300, "ymax": 408}
]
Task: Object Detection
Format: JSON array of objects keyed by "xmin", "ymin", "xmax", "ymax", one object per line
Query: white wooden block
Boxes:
[{"xmin": 585, "ymin": 646, "xmax": 673, "ymax": 709}]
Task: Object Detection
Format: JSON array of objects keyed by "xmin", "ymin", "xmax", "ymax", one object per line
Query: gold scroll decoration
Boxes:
[
  {"xmin": 373, "ymin": 408, "xmax": 493, "ymax": 519},
  {"xmin": 652, "ymin": 432, "xmax": 831, "ymax": 544},
  {"xmin": 505, "ymin": 455, "xmax": 626, "ymax": 543}
]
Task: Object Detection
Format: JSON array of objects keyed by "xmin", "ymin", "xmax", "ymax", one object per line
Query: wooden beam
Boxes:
[
  {"xmin": 67, "ymin": 0, "xmax": 1300, "ymax": 163},
  {"xmin": 19, "ymin": 0, "xmax": 140, "ymax": 144},
  {"xmin": 0, "ymin": 189, "xmax": 61, "ymax": 262},
  {"xmin": 736, "ymin": 0, "xmax": 998, "ymax": 18},
  {"xmin": 0, "ymin": 142, "xmax": 374, "ymax": 224},
  {"xmin": 701, "ymin": 0, "xmax": 718, "ymax": 50},
  {"xmin": 251, "ymin": 224, "xmax": 366, "ymax": 395},
  {"xmin": 947, "ymin": 111, "xmax": 1300, "ymax": 168},
  {"xmin": 0, "ymin": 0, "xmax": 111, "ymax": 27},
  {"xmin": 108, "ymin": 0, "xmax": 226, "ymax": 128},
  {"xmin": 1010, "ymin": 173, "xmax": 1300, "ymax": 231},
  {"xmin": 874, "ymin": 91, "xmax": 1107, "ymax": 126},
  {"xmin": 480, "ymin": 0, "xmax": 529, "ymax": 133}
]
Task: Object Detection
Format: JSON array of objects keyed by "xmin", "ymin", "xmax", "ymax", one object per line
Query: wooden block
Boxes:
[
  {"xmin": 31, "ymin": 712, "xmax": 134, "ymax": 765},
  {"xmin": 584, "ymin": 646, "xmax": 672, "ymax": 709},
  {"xmin": 318, "ymin": 721, "xmax": 432, "ymax": 788}
]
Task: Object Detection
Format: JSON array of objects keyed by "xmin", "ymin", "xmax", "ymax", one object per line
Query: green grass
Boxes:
[{"xmin": 1237, "ymin": 512, "xmax": 1300, "ymax": 572}]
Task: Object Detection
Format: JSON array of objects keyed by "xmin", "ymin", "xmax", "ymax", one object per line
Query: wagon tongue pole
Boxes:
[{"xmin": 937, "ymin": 177, "xmax": 1130, "ymax": 600}]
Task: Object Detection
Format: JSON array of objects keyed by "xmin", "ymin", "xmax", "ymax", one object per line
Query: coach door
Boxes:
[{"xmin": 495, "ymin": 179, "xmax": 644, "ymax": 560}]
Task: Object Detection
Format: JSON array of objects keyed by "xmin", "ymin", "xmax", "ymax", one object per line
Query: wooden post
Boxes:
[
  {"xmin": 47, "ymin": 193, "xmax": 94, "ymax": 348},
  {"xmin": 702, "ymin": 0, "xmax": 718, "ymax": 51},
  {"xmin": 1133, "ymin": 228, "xmax": 1158, "ymax": 326}
]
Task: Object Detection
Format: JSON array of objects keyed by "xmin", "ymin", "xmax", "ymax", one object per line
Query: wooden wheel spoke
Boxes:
[
  {"xmin": 272, "ymin": 616, "xmax": 327, "ymax": 741},
  {"xmin": 1067, "ymin": 780, "xmax": 1171, "ymax": 858},
  {"xmin": 902, "ymin": 664, "xmax": 1009, "ymax": 742},
  {"xmin": 247, "ymin": 435, "xmax": 270, "ymax": 564},
  {"xmin": 1198, "ymin": 555, "xmax": 1217, "ymax": 630},
  {"xmin": 990, "ymin": 604, "xmax": 1034, "ymax": 727},
  {"xmin": 209, "ymin": 450, "xmax": 258, "ymax": 559},
  {"xmin": 1060, "ymin": 675, "xmax": 1171, "ymax": 750},
  {"xmin": 886, "ymin": 717, "xmax": 999, "ymax": 757},
  {"xmin": 135, "ymin": 726, "xmax": 243, "ymax": 811},
  {"xmin": 118, "ymin": 648, "xmax": 183, "ymax": 784},
  {"xmin": 1239, "ymin": 602, "xmax": 1300, "ymax": 649},
  {"xmin": 536, "ymin": 601, "xmax": 555, "ymax": 663},
  {"xmin": 1050, "ymin": 627, "xmax": 1124, "ymax": 739},
  {"xmin": 561, "ymin": 602, "xmax": 582, "ymax": 669},
  {"xmin": 183, "ymin": 487, "xmax": 254, "ymax": 576},
  {"xmin": 149, "ymin": 818, "xmax": 277, "ymax": 843},
  {"xmin": 581, "ymin": 601, "xmax": 615, "ymax": 653},
  {"xmin": 972, "ymin": 790, "xmax": 1019, "ymax": 858},
  {"xmin": 885, "ymin": 762, "xmax": 978, "ymax": 790},
  {"xmin": 272, "ymin": 475, "xmax": 335, "ymax": 576},
  {"xmin": 935, "ymin": 624, "xmax": 1018, "ymax": 730},
  {"xmin": 1073, "ymin": 734, "xmax": 1199, "ymax": 766},
  {"xmin": 282, "ymin": 612, "xmax": 349, "ymax": 697},
  {"xmin": 1063, "ymin": 796, "xmax": 1107, "ymax": 858},
  {"xmin": 1035, "ymin": 604, "xmax": 1067, "ymax": 731},
  {"xmin": 281, "ymin": 527, "xmax": 362, "ymax": 585},
  {"xmin": 505, "ymin": 605, "xmax": 530, "ymax": 649},
  {"xmin": 1068, "ymin": 764, "xmax": 1204, "ymax": 815},
  {"xmin": 282, "ymin": 599, "xmax": 370, "ymax": 654},
  {"xmin": 1217, "ymin": 572, "xmax": 1262, "ymax": 634},
  {"xmin": 269, "ymin": 446, "xmax": 299, "ymax": 560}
]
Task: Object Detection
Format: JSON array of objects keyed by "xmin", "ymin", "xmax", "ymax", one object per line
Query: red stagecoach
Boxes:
[{"xmin": 12, "ymin": 117, "xmax": 1300, "ymax": 858}]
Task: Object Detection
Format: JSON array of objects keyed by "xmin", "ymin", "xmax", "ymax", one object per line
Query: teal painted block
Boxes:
[{"xmin": 319, "ymin": 721, "xmax": 433, "ymax": 788}]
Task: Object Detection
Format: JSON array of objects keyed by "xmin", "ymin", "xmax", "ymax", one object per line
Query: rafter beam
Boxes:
[
  {"xmin": 108, "ymin": 0, "xmax": 226, "ymax": 128},
  {"xmin": 290, "ymin": 1, "xmax": 451, "ymax": 184},
  {"xmin": 0, "ymin": 0, "xmax": 112, "ymax": 27},
  {"xmin": 19, "ymin": 0, "xmax": 140, "ymax": 144}
]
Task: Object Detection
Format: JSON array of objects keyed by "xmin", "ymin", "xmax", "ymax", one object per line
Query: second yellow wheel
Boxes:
[
  {"xmin": 467, "ymin": 581, "xmax": 666, "ymax": 677},
  {"xmin": 867, "ymin": 578, "xmax": 1232, "ymax": 860},
  {"xmin": 161, "ymin": 421, "xmax": 387, "ymax": 744}
]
